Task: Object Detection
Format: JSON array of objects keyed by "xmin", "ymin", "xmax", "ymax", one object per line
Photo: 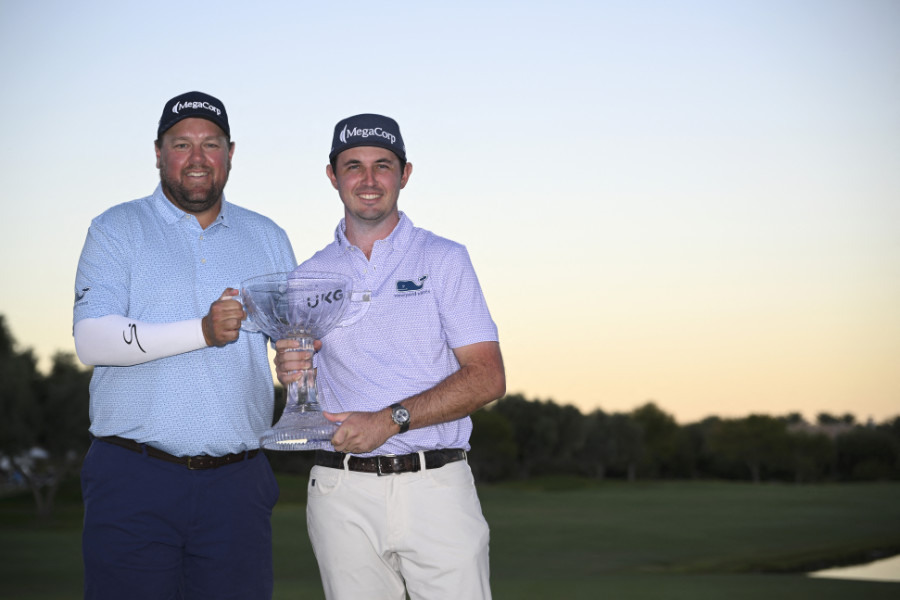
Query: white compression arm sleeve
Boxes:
[{"xmin": 74, "ymin": 314, "xmax": 208, "ymax": 367}]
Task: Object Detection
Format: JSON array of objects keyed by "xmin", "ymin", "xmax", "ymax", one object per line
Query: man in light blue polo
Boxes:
[
  {"xmin": 275, "ymin": 114, "xmax": 506, "ymax": 600},
  {"xmin": 73, "ymin": 91, "xmax": 296, "ymax": 600}
]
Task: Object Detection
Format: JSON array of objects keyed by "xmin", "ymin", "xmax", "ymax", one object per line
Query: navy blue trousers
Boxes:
[{"xmin": 81, "ymin": 439, "xmax": 279, "ymax": 600}]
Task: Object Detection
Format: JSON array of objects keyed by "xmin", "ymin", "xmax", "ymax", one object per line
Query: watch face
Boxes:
[{"xmin": 393, "ymin": 406, "xmax": 410, "ymax": 424}]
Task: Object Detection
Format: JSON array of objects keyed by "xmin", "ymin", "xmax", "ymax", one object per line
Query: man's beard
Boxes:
[{"xmin": 160, "ymin": 167, "xmax": 229, "ymax": 215}]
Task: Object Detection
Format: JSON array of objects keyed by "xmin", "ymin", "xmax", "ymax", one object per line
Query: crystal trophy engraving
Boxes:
[{"xmin": 240, "ymin": 271, "xmax": 352, "ymax": 451}]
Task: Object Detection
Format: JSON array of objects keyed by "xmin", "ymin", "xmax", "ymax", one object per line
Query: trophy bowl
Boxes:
[{"xmin": 240, "ymin": 271, "xmax": 352, "ymax": 451}]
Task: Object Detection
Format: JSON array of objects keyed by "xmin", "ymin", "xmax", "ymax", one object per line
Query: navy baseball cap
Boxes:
[
  {"xmin": 157, "ymin": 91, "xmax": 230, "ymax": 139},
  {"xmin": 329, "ymin": 114, "xmax": 406, "ymax": 163}
]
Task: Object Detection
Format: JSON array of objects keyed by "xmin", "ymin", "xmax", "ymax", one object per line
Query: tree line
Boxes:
[
  {"xmin": 2, "ymin": 315, "xmax": 898, "ymax": 517},
  {"xmin": 468, "ymin": 395, "xmax": 900, "ymax": 484},
  {"xmin": 1, "ymin": 316, "xmax": 91, "ymax": 516}
]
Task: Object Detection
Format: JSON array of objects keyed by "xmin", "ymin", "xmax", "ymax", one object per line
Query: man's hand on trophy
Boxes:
[
  {"xmin": 325, "ymin": 410, "xmax": 393, "ymax": 454},
  {"xmin": 273, "ymin": 338, "xmax": 323, "ymax": 385},
  {"xmin": 202, "ymin": 288, "xmax": 246, "ymax": 347}
]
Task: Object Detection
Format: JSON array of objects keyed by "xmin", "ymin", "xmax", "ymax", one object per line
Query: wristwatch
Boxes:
[{"xmin": 390, "ymin": 403, "xmax": 411, "ymax": 434}]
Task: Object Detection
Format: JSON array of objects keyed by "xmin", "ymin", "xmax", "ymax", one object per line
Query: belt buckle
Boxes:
[
  {"xmin": 376, "ymin": 454, "xmax": 395, "ymax": 476},
  {"xmin": 187, "ymin": 456, "xmax": 202, "ymax": 470}
]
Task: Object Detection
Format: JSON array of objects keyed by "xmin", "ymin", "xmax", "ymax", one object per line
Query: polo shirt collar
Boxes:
[
  {"xmin": 336, "ymin": 211, "xmax": 414, "ymax": 251},
  {"xmin": 150, "ymin": 183, "xmax": 230, "ymax": 228}
]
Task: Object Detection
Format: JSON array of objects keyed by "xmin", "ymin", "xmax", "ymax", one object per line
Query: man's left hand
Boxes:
[{"xmin": 326, "ymin": 410, "xmax": 395, "ymax": 454}]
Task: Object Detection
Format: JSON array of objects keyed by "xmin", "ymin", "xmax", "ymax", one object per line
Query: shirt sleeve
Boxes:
[
  {"xmin": 73, "ymin": 216, "xmax": 133, "ymax": 323},
  {"xmin": 437, "ymin": 244, "xmax": 499, "ymax": 348}
]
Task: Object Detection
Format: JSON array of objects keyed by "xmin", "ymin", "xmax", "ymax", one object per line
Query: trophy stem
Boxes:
[
  {"xmin": 260, "ymin": 337, "xmax": 337, "ymax": 451},
  {"xmin": 283, "ymin": 336, "xmax": 316, "ymax": 409},
  {"xmin": 285, "ymin": 369, "xmax": 321, "ymax": 413}
]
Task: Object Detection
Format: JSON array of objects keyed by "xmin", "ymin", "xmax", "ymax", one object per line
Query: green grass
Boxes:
[
  {"xmin": 481, "ymin": 478, "xmax": 900, "ymax": 599},
  {"xmin": 1, "ymin": 477, "xmax": 899, "ymax": 599}
]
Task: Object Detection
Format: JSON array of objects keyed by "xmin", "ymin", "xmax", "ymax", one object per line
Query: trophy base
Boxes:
[{"xmin": 260, "ymin": 409, "xmax": 337, "ymax": 452}]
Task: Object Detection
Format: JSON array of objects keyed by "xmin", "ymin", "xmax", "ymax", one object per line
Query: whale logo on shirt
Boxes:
[{"xmin": 396, "ymin": 276, "xmax": 428, "ymax": 292}]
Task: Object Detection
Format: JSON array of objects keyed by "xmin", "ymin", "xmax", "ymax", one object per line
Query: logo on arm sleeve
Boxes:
[
  {"xmin": 74, "ymin": 287, "xmax": 90, "ymax": 306},
  {"xmin": 123, "ymin": 323, "xmax": 146, "ymax": 353}
]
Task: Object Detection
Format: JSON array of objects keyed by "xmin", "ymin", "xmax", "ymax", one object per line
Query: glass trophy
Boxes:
[{"xmin": 240, "ymin": 271, "xmax": 352, "ymax": 451}]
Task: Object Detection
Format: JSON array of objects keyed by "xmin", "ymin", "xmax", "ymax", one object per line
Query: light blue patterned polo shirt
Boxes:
[
  {"xmin": 74, "ymin": 185, "xmax": 296, "ymax": 456},
  {"xmin": 295, "ymin": 212, "xmax": 499, "ymax": 456}
]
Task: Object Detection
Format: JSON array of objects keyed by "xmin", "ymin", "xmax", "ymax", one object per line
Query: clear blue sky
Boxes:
[{"xmin": 1, "ymin": 0, "xmax": 898, "ymax": 423}]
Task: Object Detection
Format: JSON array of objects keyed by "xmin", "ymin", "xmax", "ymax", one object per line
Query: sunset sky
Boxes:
[{"xmin": 1, "ymin": 0, "xmax": 897, "ymax": 424}]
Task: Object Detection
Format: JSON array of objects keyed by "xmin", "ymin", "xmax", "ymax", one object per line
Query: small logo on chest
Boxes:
[{"xmin": 396, "ymin": 275, "xmax": 428, "ymax": 292}]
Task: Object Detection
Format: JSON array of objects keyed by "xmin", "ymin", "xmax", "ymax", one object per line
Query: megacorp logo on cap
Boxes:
[
  {"xmin": 172, "ymin": 101, "xmax": 222, "ymax": 117},
  {"xmin": 329, "ymin": 114, "xmax": 406, "ymax": 162},
  {"xmin": 339, "ymin": 124, "xmax": 397, "ymax": 145}
]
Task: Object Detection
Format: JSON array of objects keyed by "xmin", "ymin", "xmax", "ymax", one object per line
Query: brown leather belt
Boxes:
[
  {"xmin": 315, "ymin": 449, "xmax": 466, "ymax": 475},
  {"xmin": 97, "ymin": 435, "xmax": 259, "ymax": 470}
]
